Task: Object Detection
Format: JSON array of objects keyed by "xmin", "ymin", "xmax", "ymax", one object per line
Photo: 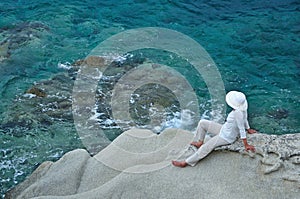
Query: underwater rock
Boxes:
[
  {"xmin": 268, "ymin": 108, "xmax": 289, "ymax": 120},
  {"xmin": 1, "ymin": 71, "xmax": 75, "ymax": 139},
  {"xmin": 0, "ymin": 21, "xmax": 50, "ymax": 59},
  {"xmin": 2, "ymin": 54, "xmax": 150, "ymax": 140},
  {"xmin": 72, "ymin": 54, "xmax": 182, "ymax": 133},
  {"xmin": 0, "ymin": 41, "xmax": 10, "ymax": 61},
  {"xmin": 0, "ymin": 118, "xmax": 34, "ymax": 137},
  {"xmin": 25, "ymin": 87, "xmax": 47, "ymax": 98},
  {"xmin": 250, "ymin": 115, "xmax": 296, "ymax": 135},
  {"xmin": 74, "ymin": 56, "xmax": 105, "ymax": 67}
]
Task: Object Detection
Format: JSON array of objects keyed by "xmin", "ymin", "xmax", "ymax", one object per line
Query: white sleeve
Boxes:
[
  {"xmin": 235, "ymin": 111, "xmax": 247, "ymax": 139},
  {"xmin": 244, "ymin": 111, "xmax": 250, "ymax": 129}
]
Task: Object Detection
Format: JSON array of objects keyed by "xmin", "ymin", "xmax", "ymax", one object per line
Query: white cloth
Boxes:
[
  {"xmin": 193, "ymin": 120, "xmax": 222, "ymax": 142},
  {"xmin": 185, "ymin": 112, "xmax": 251, "ymax": 166},
  {"xmin": 186, "ymin": 134, "xmax": 229, "ymax": 166},
  {"xmin": 219, "ymin": 110, "xmax": 250, "ymax": 143}
]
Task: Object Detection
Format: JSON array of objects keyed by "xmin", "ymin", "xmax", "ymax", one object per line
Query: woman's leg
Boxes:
[
  {"xmin": 192, "ymin": 119, "xmax": 222, "ymax": 147},
  {"xmin": 172, "ymin": 120, "xmax": 224, "ymax": 167},
  {"xmin": 186, "ymin": 135, "xmax": 229, "ymax": 166}
]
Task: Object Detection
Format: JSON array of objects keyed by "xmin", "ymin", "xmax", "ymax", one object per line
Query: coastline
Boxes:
[{"xmin": 5, "ymin": 128, "xmax": 300, "ymax": 199}]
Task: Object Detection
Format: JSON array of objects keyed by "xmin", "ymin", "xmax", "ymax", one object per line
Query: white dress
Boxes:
[{"xmin": 219, "ymin": 110, "xmax": 250, "ymax": 143}]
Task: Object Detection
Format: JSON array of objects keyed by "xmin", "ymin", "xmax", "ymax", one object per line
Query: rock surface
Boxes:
[
  {"xmin": 0, "ymin": 21, "xmax": 50, "ymax": 62},
  {"xmin": 5, "ymin": 128, "xmax": 300, "ymax": 199}
]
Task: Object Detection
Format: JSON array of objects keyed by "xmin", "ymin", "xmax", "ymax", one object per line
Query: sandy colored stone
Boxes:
[
  {"xmin": 6, "ymin": 149, "xmax": 90, "ymax": 199},
  {"xmin": 6, "ymin": 129, "xmax": 300, "ymax": 199},
  {"xmin": 5, "ymin": 161, "xmax": 53, "ymax": 199},
  {"xmin": 73, "ymin": 56, "xmax": 106, "ymax": 68}
]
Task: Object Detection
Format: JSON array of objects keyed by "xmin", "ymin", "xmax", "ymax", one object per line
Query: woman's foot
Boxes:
[
  {"xmin": 172, "ymin": 160, "xmax": 188, "ymax": 168},
  {"xmin": 190, "ymin": 141, "xmax": 203, "ymax": 148}
]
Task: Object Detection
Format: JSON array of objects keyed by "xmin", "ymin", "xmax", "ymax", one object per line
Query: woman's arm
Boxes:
[
  {"xmin": 244, "ymin": 111, "xmax": 257, "ymax": 134},
  {"xmin": 247, "ymin": 128, "xmax": 257, "ymax": 134},
  {"xmin": 242, "ymin": 138, "xmax": 255, "ymax": 152},
  {"xmin": 236, "ymin": 111, "xmax": 256, "ymax": 152}
]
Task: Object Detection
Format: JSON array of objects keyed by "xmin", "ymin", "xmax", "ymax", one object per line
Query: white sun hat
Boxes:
[{"xmin": 225, "ymin": 91, "xmax": 248, "ymax": 111}]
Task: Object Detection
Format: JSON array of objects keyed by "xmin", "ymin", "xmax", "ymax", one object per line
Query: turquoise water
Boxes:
[{"xmin": 1, "ymin": 0, "xmax": 299, "ymax": 197}]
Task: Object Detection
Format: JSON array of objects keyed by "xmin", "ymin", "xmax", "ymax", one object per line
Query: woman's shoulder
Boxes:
[{"xmin": 232, "ymin": 110, "xmax": 245, "ymax": 118}]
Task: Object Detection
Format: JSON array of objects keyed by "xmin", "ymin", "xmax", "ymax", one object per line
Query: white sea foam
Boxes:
[
  {"xmin": 89, "ymin": 104, "xmax": 104, "ymax": 121},
  {"xmin": 103, "ymin": 119, "xmax": 114, "ymax": 125},
  {"xmin": 100, "ymin": 53, "xmax": 132, "ymax": 64},
  {"xmin": 57, "ymin": 62, "xmax": 72, "ymax": 70},
  {"xmin": 146, "ymin": 108, "xmax": 198, "ymax": 133},
  {"xmin": 23, "ymin": 93, "xmax": 36, "ymax": 98}
]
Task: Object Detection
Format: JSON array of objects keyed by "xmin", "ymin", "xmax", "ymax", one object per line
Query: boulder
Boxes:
[
  {"xmin": 25, "ymin": 87, "xmax": 47, "ymax": 98},
  {"xmin": 5, "ymin": 128, "xmax": 300, "ymax": 199}
]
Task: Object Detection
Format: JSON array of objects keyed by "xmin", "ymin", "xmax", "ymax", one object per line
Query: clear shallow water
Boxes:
[{"xmin": 0, "ymin": 0, "xmax": 299, "ymax": 197}]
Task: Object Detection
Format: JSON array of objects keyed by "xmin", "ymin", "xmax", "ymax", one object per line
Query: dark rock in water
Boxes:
[
  {"xmin": 0, "ymin": 21, "xmax": 50, "ymax": 61},
  {"xmin": 26, "ymin": 87, "xmax": 47, "ymax": 97},
  {"xmin": 72, "ymin": 54, "xmax": 150, "ymax": 131},
  {"xmin": 1, "ymin": 71, "xmax": 75, "ymax": 138},
  {"xmin": 3, "ymin": 54, "xmax": 174, "ymax": 140},
  {"xmin": 0, "ymin": 41, "xmax": 10, "ymax": 61},
  {"xmin": 0, "ymin": 21, "xmax": 50, "ymax": 33},
  {"xmin": 129, "ymin": 83, "xmax": 180, "ymax": 125},
  {"xmin": 38, "ymin": 115, "xmax": 53, "ymax": 126},
  {"xmin": 0, "ymin": 114, "xmax": 35, "ymax": 136},
  {"xmin": 268, "ymin": 108, "xmax": 289, "ymax": 119}
]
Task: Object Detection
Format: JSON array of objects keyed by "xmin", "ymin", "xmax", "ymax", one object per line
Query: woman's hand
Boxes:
[
  {"xmin": 247, "ymin": 128, "xmax": 257, "ymax": 134},
  {"xmin": 242, "ymin": 138, "xmax": 256, "ymax": 152},
  {"xmin": 245, "ymin": 144, "xmax": 255, "ymax": 152}
]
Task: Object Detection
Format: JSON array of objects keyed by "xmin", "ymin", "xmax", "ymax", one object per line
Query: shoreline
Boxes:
[{"xmin": 5, "ymin": 128, "xmax": 300, "ymax": 199}]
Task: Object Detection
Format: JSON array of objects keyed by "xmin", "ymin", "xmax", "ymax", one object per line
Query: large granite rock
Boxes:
[{"xmin": 5, "ymin": 128, "xmax": 300, "ymax": 199}]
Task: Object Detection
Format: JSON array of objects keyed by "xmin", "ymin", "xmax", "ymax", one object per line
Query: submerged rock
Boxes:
[
  {"xmin": 268, "ymin": 108, "xmax": 289, "ymax": 120},
  {"xmin": 0, "ymin": 21, "xmax": 50, "ymax": 61},
  {"xmin": 75, "ymin": 56, "xmax": 106, "ymax": 68},
  {"xmin": 25, "ymin": 87, "xmax": 47, "ymax": 98},
  {"xmin": 0, "ymin": 21, "xmax": 50, "ymax": 47},
  {"xmin": 5, "ymin": 128, "xmax": 300, "ymax": 199},
  {"xmin": 0, "ymin": 41, "xmax": 10, "ymax": 61}
]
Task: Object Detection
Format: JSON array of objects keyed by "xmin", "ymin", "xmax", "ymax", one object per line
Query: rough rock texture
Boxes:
[
  {"xmin": 5, "ymin": 128, "xmax": 300, "ymax": 199},
  {"xmin": 0, "ymin": 21, "xmax": 50, "ymax": 61}
]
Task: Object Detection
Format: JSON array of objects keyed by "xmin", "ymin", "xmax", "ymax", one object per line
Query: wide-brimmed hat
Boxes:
[{"xmin": 225, "ymin": 91, "xmax": 248, "ymax": 111}]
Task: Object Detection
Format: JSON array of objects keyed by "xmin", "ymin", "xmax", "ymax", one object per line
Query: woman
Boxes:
[{"xmin": 172, "ymin": 91, "xmax": 256, "ymax": 167}]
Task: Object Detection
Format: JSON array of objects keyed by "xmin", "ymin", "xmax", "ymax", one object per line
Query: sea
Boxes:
[{"xmin": 0, "ymin": 0, "xmax": 299, "ymax": 197}]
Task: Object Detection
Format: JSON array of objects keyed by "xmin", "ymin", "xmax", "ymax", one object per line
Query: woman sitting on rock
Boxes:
[{"xmin": 172, "ymin": 91, "xmax": 257, "ymax": 167}]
